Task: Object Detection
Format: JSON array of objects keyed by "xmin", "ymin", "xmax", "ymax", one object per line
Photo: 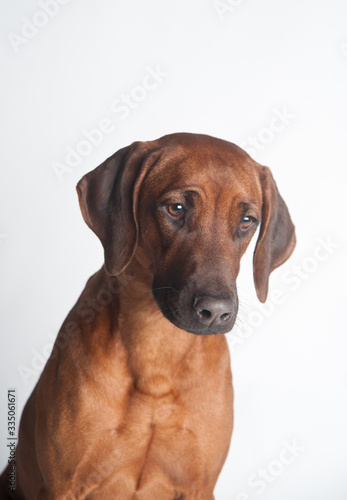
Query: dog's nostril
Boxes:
[
  {"xmin": 220, "ymin": 313, "xmax": 231, "ymax": 322},
  {"xmin": 198, "ymin": 309, "xmax": 211, "ymax": 320}
]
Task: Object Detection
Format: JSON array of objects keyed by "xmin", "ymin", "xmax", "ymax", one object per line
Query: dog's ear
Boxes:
[
  {"xmin": 253, "ymin": 166, "xmax": 296, "ymax": 303},
  {"xmin": 76, "ymin": 141, "xmax": 153, "ymax": 275}
]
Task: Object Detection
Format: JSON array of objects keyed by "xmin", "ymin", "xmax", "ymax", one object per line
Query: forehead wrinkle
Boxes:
[
  {"xmin": 144, "ymin": 159, "xmax": 214, "ymax": 204},
  {"xmin": 142, "ymin": 146, "xmax": 262, "ymax": 212},
  {"xmin": 157, "ymin": 186, "xmax": 207, "ymax": 204},
  {"xmin": 208, "ymin": 178, "xmax": 261, "ymax": 228}
]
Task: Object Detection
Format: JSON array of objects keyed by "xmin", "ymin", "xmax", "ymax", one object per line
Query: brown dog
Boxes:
[{"xmin": 0, "ymin": 133, "xmax": 295, "ymax": 499}]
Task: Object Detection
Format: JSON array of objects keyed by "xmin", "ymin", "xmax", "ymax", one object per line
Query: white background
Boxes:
[{"xmin": 1, "ymin": 1, "xmax": 347, "ymax": 499}]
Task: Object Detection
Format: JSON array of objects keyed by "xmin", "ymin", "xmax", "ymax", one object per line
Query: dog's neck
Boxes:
[
  {"xmin": 112, "ymin": 250, "xmax": 199, "ymax": 397},
  {"xmin": 84, "ymin": 248, "xmax": 227, "ymax": 398}
]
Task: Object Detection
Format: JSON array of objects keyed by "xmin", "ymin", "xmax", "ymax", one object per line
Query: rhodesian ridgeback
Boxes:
[{"xmin": 0, "ymin": 133, "xmax": 295, "ymax": 499}]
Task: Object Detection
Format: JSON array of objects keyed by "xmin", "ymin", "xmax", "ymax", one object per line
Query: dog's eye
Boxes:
[
  {"xmin": 240, "ymin": 216, "xmax": 255, "ymax": 230},
  {"xmin": 166, "ymin": 203, "xmax": 185, "ymax": 217}
]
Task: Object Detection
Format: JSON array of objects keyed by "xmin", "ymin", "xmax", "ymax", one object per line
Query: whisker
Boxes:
[{"xmin": 137, "ymin": 286, "xmax": 180, "ymax": 298}]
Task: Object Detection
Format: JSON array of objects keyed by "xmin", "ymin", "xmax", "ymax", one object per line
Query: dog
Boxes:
[{"xmin": 0, "ymin": 133, "xmax": 295, "ymax": 499}]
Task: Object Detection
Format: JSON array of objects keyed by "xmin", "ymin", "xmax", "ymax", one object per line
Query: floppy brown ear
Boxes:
[
  {"xmin": 76, "ymin": 141, "xmax": 153, "ymax": 275},
  {"xmin": 253, "ymin": 166, "xmax": 296, "ymax": 303}
]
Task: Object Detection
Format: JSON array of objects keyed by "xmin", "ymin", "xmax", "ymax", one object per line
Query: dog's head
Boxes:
[{"xmin": 77, "ymin": 133, "xmax": 295, "ymax": 335}]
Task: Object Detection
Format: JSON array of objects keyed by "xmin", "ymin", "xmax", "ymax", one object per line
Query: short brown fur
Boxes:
[{"xmin": 0, "ymin": 133, "xmax": 295, "ymax": 499}]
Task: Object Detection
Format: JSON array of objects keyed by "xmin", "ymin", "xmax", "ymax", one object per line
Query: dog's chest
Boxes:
[{"xmin": 84, "ymin": 398, "xmax": 207, "ymax": 498}]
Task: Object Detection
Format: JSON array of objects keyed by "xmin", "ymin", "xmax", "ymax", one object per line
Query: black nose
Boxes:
[{"xmin": 194, "ymin": 296, "xmax": 235, "ymax": 326}]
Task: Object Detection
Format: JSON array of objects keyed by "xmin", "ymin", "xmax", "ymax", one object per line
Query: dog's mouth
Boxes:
[
  {"xmin": 168, "ymin": 312, "xmax": 236, "ymax": 336},
  {"xmin": 153, "ymin": 287, "xmax": 238, "ymax": 336}
]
